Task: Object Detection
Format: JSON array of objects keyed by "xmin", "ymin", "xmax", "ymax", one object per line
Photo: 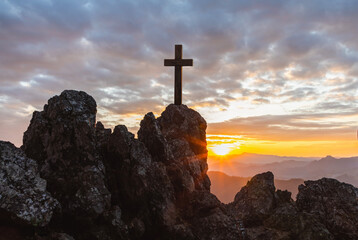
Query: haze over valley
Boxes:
[{"xmin": 208, "ymin": 152, "xmax": 358, "ymax": 203}]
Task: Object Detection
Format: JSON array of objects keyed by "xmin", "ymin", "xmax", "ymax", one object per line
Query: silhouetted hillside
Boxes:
[
  {"xmin": 209, "ymin": 154, "xmax": 358, "ymax": 187},
  {"xmin": 209, "ymin": 152, "xmax": 316, "ymax": 165},
  {"xmin": 208, "ymin": 171, "xmax": 304, "ymax": 203}
]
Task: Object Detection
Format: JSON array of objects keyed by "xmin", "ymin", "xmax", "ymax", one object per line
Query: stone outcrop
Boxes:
[
  {"xmin": 0, "ymin": 90, "xmax": 357, "ymax": 240},
  {"xmin": 297, "ymin": 178, "xmax": 358, "ymax": 239},
  {"xmin": 0, "ymin": 141, "xmax": 58, "ymax": 226},
  {"xmin": 231, "ymin": 172, "xmax": 277, "ymax": 226},
  {"xmin": 17, "ymin": 90, "xmax": 239, "ymax": 239},
  {"xmin": 0, "ymin": 141, "xmax": 58, "ymax": 238},
  {"xmin": 21, "ymin": 90, "xmax": 115, "ymax": 239},
  {"xmin": 229, "ymin": 172, "xmax": 335, "ymax": 240}
]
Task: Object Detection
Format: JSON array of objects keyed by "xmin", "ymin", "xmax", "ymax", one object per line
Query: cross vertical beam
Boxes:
[
  {"xmin": 175, "ymin": 45, "xmax": 182, "ymax": 105},
  {"xmin": 164, "ymin": 44, "xmax": 193, "ymax": 105}
]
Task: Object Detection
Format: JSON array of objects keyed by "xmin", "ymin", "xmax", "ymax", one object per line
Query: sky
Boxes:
[{"xmin": 0, "ymin": 0, "xmax": 357, "ymax": 157}]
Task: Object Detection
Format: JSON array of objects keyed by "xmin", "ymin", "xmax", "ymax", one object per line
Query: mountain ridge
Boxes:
[
  {"xmin": 209, "ymin": 154, "xmax": 358, "ymax": 186},
  {"xmin": 208, "ymin": 171, "xmax": 304, "ymax": 203},
  {"xmin": 209, "ymin": 152, "xmax": 319, "ymax": 165}
]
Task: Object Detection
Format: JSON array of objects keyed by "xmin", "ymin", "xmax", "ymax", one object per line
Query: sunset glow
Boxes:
[
  {"xmin": 207, "ymin": 134, "xmax": 358, "ymax": 158},
  {"xmin": 1, "ymin": 1, "xmax": 358, "ymax": 160},
  {"xmin": 211, "ymin": 144, "xmax": 235, "ymax": 156}
]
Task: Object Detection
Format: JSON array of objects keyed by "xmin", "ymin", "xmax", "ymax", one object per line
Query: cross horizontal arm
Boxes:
[{"xmin": 164, "ymin": 59, "xmax": 193, "ymax": 66}]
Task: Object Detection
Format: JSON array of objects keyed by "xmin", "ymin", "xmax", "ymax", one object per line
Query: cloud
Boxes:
[
  {"xmin": 207, "ymin": 112, "xmax": 358, "ymax": 141},
  {"xmin": 1, "ymin": 0, "xmax": 358, "ymax": 146}
]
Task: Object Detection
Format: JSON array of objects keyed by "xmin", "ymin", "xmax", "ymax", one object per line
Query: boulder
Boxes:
[
  {"xmin": 136, "ymin": 104, "xmax": 242, "ymax": 239},
  {"xmin": 0, "ymin": 141, "xmax": 58, "ymax": 227},
  {"xmin": 297, "ymin": 178, "xmax": 358, "ymax": 239},
  {"xmin": 157, "ymin": 104, "xmax": 210, "ymax": 191},
  {"xmin": 0, "ymin": 141, "xmax": 59, "ymax": 240},
  {"xmin": 231, "ymin": 171, "xmax": 276, "ymax": 226},
  {"xmin": 230, "ymin": 172, "xmax": 335, "ymax": 240}
]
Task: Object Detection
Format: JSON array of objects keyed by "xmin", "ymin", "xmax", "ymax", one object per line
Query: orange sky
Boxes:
[{"xmin": 206, "ymin": 134, "xmax": 358, "ymax": 158}]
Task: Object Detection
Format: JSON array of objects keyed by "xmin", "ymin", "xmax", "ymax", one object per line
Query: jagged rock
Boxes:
[
  {"xmin": 158, "ymin": 104, "xmax": 207, "ymax": 158},
  {"xmin": 138, "ymin": 110, "xmax": 195, "ymax": 199},
  {"xmin": 230, "ymin": 171, "xmax": 335, "ymax": 240},
  {"xmin": 297, "ymin": 178, "xmax": 358, "ymax": 239},
  {"xmin": 103, "ymin": 124, "xmax": 178, "ymax": 239},
  {"xmin": 138, "ymin": 112, "xmax": 174, "ymax": 163},
  {"xmin": 22, "ymin": 90, "xmax": 112, "ymax": 238},
  {"xmin": 231, "ymin": 171, "xmax": 276, "ymax": 226},
  {"xmin": 264, "ymin": 202, "xmax": 333, "ymax": 240},
  {"xmin": 186, "ymin": 191, "xmax": 241, "ymax": 239},
  {"xmin": 95, "ymin": 121, "xmax": 111, "ymax": 153},
  {"xmin": 136, "ymin": 105, "xmax": 239, "ymax": 239},
  {"xmin": 157, "ymin": 104, "xmax": 210, "ymax": 191},
  {"xmin": 0, "ymin": 141, "xmax": 58, "ymax": 227}
]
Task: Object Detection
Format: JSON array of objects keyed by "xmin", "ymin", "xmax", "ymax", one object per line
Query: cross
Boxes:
[{"xmin": 164, "ymin": 44, "xmax": 193, "ymax": 105}]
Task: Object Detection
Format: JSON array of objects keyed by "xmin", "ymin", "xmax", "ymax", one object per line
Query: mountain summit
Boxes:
[{"xmin": 0, "ymin": 90, "xmax": 357, "ymax": 240}]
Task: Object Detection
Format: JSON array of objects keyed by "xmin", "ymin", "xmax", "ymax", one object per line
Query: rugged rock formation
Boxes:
[
  {"xmin": 0, "ymin": 90, "xmax": 357, "ymax": 240},
  {"xmin": 231, "ymin": 172, "xmax": 277, "ymax": 226},
  {"xmin": 230, "ymin": 172, "xmax": 334, "ymax": 240},
  {"xmin": 17, "ymin": 90, "xmax": 240, "ymax": 239},
  {"xmin": 297, "ymin": 178, "xmax": 358, "ymax": 239},
  {"xmin": 21, "ymin": 90, "xmax": 113, "ymax": 239},
  {"xmin": 0, "ymin": 141, "xmax": 58, "ymax": 229}
]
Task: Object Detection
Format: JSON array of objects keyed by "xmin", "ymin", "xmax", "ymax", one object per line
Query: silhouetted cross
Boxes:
[{"xmin": 164, "ymin": 44, "xmax": 193, "ymax": 105}]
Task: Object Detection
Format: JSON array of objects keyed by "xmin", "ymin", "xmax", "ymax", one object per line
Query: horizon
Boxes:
[
  {"xmin": 1, "ymin": 1, "xmax": 358, "ymax": 158},
  {"xmin": 5, "ymin": 108, "xmax": 356, "ymax": 159}
]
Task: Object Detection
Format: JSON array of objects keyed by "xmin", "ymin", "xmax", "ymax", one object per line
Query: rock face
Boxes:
[
  {"xmin": 297, "ymin": 178, "xmax": 358, "ymax": 239},
  {"xmin": 18, "ymin": 90, "xmax": 240, "ymax": 239},
  {"xmin": 0, "ymin": 90, "xmax": 357, "ymax": 240},
  {"xmin": 231, "ymin": 172, "xmax": 276, "ymax": 226},
  {"xmin": 230, "ymin": 172, "xmax": 336, "ymax": 240},
  {"xmin": 0, "ymin": 141, "xmax": 58, "ymax": 236},
  {"xmin": 22, "ymin": 90, "xmax": 113, "ymax": 239}
]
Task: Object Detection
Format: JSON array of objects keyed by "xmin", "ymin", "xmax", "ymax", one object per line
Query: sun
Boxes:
[{"xmin": 211, "ymin": 144, "xmax": 233, "ymax": 156}]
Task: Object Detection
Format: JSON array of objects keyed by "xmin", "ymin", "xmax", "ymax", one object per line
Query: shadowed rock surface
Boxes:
[
  {"xmin": 0, "ymin": 141, "xmax": 58, "ymax": 229},
  {"xmin": 229, "ymin": 172, "xmax": 335, "ymax": 240},
  {"xmin": 297, "ymin": 178, "xmax": 358, "ymax": 239},
  {"xmin": 21, "ymin": 90, "xmax": 112, "ymax": 239},
  {"xmin": 0, "ymin": 90, "xmax": 357, "ymax": 240}
]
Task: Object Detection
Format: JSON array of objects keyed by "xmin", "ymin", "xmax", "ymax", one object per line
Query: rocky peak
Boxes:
[
  {"xmin": 139, "ymin": 104, "xmax": 210, "ymax": 192},
  {"xmin": 157, "ymin": 104, "xmax": 207, "ymax": 160},
  {"xmin": 231, "ymin": 172, "xmax": 277, "ymax": 226},
  {"xmin": 21, "ymin": 90, "xmax": 111, "ymax": 238},
  {"xmin": 44, "ymin": 90, "xmax": 97, "ymax": 126}
]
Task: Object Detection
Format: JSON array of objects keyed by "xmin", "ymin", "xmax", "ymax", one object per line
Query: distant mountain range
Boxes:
[
  {"xmin": 208, "ymin": 153, "xmax": 358, "ymax": 186},
  {"xmin": 208, "ymin": 153, "xmax": 358, "ymax": 203},
  {"xmin": 209, "ymin": 152, "xmax": 318, "ymax": 165},
  {"xmin": 208, "ymin": 171, "xmax": 304, "ymax": 203}
]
